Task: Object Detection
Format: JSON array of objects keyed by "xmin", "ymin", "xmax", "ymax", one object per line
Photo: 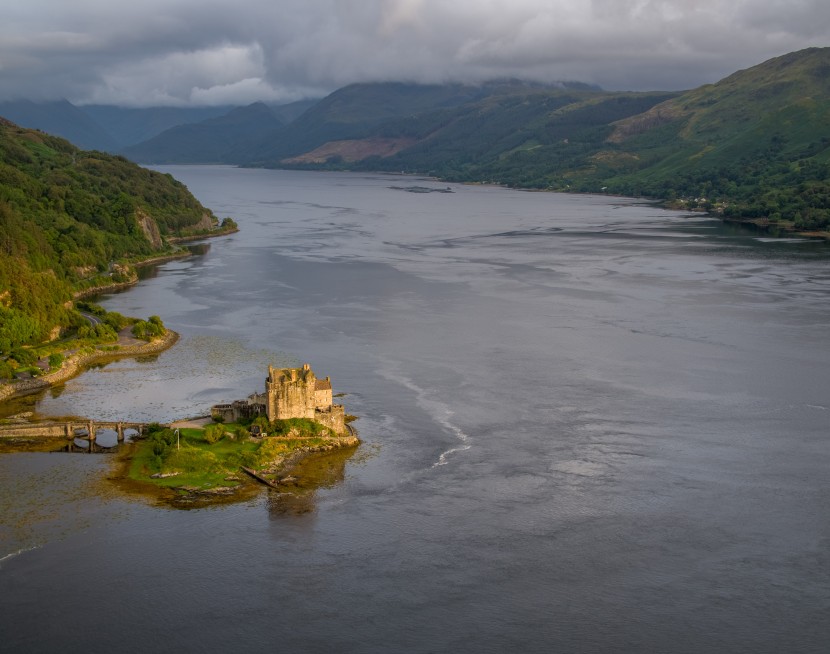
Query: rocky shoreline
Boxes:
[
  {"xmin": 0, "ymin": 330, "xmax": 179, "ymax": 403},
  {"xmin": 72, "ymin": 226, "xmax": 238, "ymax": 300},
  {"xmin": 109, "ymin": 429, "xmax": 360, "ymax": 508}
]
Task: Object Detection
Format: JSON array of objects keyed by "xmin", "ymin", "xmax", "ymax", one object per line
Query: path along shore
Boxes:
[{"xmin": 0, "ymin": 329, "xmax": 179, "ymax": 404}]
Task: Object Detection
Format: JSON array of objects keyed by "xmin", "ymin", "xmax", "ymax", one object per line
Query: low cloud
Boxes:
[{"xmin": 2, "ymin": 0, "xmax": 828, "ymax": 106}]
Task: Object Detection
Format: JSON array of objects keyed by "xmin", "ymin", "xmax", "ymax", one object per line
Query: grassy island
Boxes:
[{"xmin": 125, "ymin": 418, "xmax": 359, "ymax": 500}]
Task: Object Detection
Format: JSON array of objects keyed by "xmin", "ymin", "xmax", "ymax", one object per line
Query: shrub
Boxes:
[
  {"xmin": 256, "ymin": 438, "xmax": 289, "ymax": 465},
  {"xmin": 203, "ymin": 423, "xmax": 224, "ymax": 444},
  {"xmin": 131, "ymin": 320, "xmax": 148, "ymax": 340},
  {"xmin": 132, "ymin": 316, "xmax": 164, "ymax": 341},
  {"xmin": 104, "ymin": 311, "xmax": 129, "ymax": 331},
  {"xmin": 48, "ymin": 353, "xmax": 64, "ymax": 370},
  {"xmin": 10, "ymin": 348, "xmax": 36, "ymax": 366},
  {"xmin": 269, "ymin": 417, "xmax": 326, "ymax": 436},
  {"xmin": 94, "ymin": 323, "xmax": 117, "ymax": 341}
]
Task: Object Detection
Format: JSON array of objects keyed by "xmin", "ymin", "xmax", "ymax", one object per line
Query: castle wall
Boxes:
[
  {"xmin": 314, "ymin": 404, "xmax": 346, "ymax": 435},
  {"xmin": 210, "ymin": 404, "xmax": 237, "ymax": 423},
  {"xmin": 214, "ymin": 364, "xmax": 347, "ymax": 434},
  {"xmin": 266, "ymin": 364, "xmax": 317, "ymax": 421},
  {"xmin": 211, "ymin": 398, "xmax": 265, "ymax": 423},
  {"xmin": 314, "ymin": 377, "xmax": 332, "ymax": 408}
]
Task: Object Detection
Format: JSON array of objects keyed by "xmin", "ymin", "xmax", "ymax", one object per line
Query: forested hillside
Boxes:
[
  {"xmin": 245, "ymin": 49, "xmax": 830, "ymax": 232},
  {"xmin": 0, "ymin": 117, "xmax": 230, "ymax": 365},
  {"xmin": 111, "ymin": 48, "xmax": 830, "ymax": 231},
  {"xmin": 375, "ymin": 50, "xmax": 830, "ymax": 231},
  {"xmin": 592, "ymin": 48, "xmax": 830, "ymax": 230},
  {"xmin": 121, "ymin": 102, "xmax": 283, "ymax": 164}
]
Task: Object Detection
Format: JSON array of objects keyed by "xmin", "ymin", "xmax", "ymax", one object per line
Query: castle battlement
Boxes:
[{"xmin": 211, "ymin": 363, "xmax": 346, "ymax": 435}]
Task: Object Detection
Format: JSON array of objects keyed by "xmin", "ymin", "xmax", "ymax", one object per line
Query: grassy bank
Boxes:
[{"xmin": 126, "ymin": 420, "xmax": 359, "ymax": 495}]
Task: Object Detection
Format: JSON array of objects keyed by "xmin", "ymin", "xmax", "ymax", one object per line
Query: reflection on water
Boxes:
[
  {"xmin": 266, "ymin": 447, "xmax": 356, "ymax": 516},
  {"xmin": 30, "ymin": 335, "xmax": 299, "ymax": 423},
  {"xmin": 0, "ymin": 454, "xmax": 116, "ymax": 561},
  {"xmin": 2, "ymin": 168, "xmax": 829, "ymax": 653}
]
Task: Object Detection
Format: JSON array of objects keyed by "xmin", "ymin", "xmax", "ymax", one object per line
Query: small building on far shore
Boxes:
[{"xmin": 211, "ymin": 364, "xmax": 346, "ymax": 435}]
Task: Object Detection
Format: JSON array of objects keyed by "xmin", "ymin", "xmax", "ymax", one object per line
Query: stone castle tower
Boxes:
[
  {"xmin": 211, "ymin": 363, "xmax": 347, "ymax": 435},
  {"xmin": 265, "ymin": 363, "xmax": 345, "ymax": 434}
]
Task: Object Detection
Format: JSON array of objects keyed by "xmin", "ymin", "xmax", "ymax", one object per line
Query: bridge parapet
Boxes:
[{"xmin": 0, "ymin": 420, "xmax": 160, "ymax": 443}]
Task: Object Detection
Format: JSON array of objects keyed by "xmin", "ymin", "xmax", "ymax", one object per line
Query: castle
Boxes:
[{"xmin": 210, "ymin": 363, "xmax": 346, "ymax": 435}]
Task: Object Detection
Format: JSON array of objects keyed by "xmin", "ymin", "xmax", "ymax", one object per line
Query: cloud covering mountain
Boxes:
[{"xmin": 3, "ymin": 0, "xmax": 829, "ymax": 106}]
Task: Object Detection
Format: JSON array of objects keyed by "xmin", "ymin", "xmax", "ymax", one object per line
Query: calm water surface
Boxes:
[{"xmin": 2, "ymin": 168, "xmax": 829, "ymax": 653}]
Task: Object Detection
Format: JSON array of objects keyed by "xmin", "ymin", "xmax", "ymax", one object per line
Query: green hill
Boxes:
[
  {"xmin": 112, "ymin": 48, "xmax": 830, "ymax": 230},
  {"xmin": 122, "ymin": 81, "xmax": 601, "ymax": 166},
  {"xmin": 0, "ymin": 99, "xmax": 118, "ymax": 151},
  {"xmin": 351, "ymin": 87, "xmax": 676, "ymax": 180},
  {"xmin": 252, "ymin": 49, "xmax": 830, "ymax": 231},
  {"xmin": 237, "ymin": 82, "xmax": 511, "ymax": 165},
  {"xmin": 589, "ymin": 47, "xmax": 830, "ymax": 230},
  {"xmin": 122, "ymin": 102, "xmax": 284, "ymax": 164},
  {"xmin": 0, "ymin": 117, "xmax": 232, "ymax": 365},
  {"xmin": 82, "ymin": 104, "xmax": 237, "ymax": 148}
]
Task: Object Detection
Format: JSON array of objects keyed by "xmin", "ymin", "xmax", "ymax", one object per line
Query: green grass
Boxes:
[{"xmin": 127, "ymin": 423, "xmax": 341, "ymax": 491}]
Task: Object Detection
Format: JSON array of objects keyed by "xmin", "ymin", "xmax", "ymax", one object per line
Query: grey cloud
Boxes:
[{"xmin": 1, "ymin": 0, "xmax": 828, "ymax": 106}]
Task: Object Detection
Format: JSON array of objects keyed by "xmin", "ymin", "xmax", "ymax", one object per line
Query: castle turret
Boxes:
[
  {"xmin": 262, "ymin": 365, "xmax": 346, "ymax": 434},
  {"xmin": 266, "ymin": 363, "xmax": 317, "ymax": 421}
]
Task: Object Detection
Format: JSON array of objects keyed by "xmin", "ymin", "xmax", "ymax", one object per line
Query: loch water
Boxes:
[{"xmin": 2, "ymin": 168, "xmax": 829, "ymax": 653}]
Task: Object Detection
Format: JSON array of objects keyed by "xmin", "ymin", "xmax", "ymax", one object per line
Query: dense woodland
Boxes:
[{"xmin": 0, "ymin": 118, "xmax": 228, "ymax": 376}]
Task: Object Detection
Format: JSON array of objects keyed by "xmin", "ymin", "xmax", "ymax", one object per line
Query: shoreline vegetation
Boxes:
[
  {"xmin": 115, "ymin": 419, "xmax": 359, "ymax": 507},
  {"xmin": 0, "ymin": 328, "xmax": 179, "ymax": 404},
  {"xmin": 2, "ymin": 218, "xmax": 238, "ymax": 387},
  {"xmin": 0, "ymin": 120, "xmax": 364, "ymax": 508},
  {"xmin": 0, "ymin": 227, "xmax": 362, "ymax": 507},
  {"xmin": 72, "ymin": 223, "xmax": 240, "ymax": 300},
  {"xmin": 657, "ymin": 196, "xmax": 830, "ymax": 241},
  {"xmin": 0, "ymin": 118, "xmax": 241, "ymax": 387}
]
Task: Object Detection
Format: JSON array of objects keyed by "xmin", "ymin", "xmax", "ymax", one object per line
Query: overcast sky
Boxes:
[{"xmin": 2, "ymin": 0, "xmax": 828, "ymax": 106}]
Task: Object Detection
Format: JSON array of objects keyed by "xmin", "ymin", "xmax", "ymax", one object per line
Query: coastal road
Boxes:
[{"xmin": 79, "ymin": 311, "xmax": 103, "ymax": 327}]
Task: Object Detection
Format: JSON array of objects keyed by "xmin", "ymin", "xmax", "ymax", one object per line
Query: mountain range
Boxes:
[
  {"xmin": 2, "ymin": 48, "xmax": 828, "ymax": 230},
  {"xmin": 0, "ymin": 99, "xmax": 315, "ymax": 152}
]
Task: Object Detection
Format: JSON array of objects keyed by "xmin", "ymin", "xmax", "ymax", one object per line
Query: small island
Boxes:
[{"xmin": 120, "ymin": 363, "xmax": 359, "ymax": 505}]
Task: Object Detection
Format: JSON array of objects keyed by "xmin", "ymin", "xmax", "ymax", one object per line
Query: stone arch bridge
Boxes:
[{"xmin": 0, "ymin": 420, "xmax": 166, "ymax": 452}]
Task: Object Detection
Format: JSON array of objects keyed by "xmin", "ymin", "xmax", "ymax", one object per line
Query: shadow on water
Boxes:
[
  {"xmin": 266, "ymin": 446, "xmax": 357, "ymax": 517},
  {"xmin": 102, "ymin": 442, "xmax": 359, "ymax": 513}
]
